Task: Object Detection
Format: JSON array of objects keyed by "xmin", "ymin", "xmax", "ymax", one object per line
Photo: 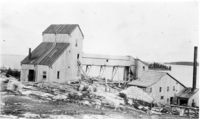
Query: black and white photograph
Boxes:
[{"xmin": 0, "ymin": 0, "xmax": 199, "ymax": 118}]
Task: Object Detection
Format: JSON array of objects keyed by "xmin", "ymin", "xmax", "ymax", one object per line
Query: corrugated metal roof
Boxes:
[
  {"xmin": 176, "ymin": 88, "xmax": 199, "ymax": 99},
  {"xmin": 42, "ymin": 24, "xmax": 84, "ymax": 37},
  {"xmin": 128, "ymin": 71, "xmax": 166, "ymax": 87},
  {"xmin": 21, "ymin": 42, "xmax": 69, "ymax": 66}
]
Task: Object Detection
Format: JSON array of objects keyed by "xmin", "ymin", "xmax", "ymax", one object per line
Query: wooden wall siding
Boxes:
[
  {"xmin": 147, "ymin": 74, "xmax": 185, "ymax": 104},
  {"xmin": 35, "ymin": 26, "xmax": 83, "ymax": 83},
  {"xmin": 20, "ymin": 64, "xmax": 36, "ymax": 82},
  {"xmin": 68, "ymin": 27, "xmax": 83, "ymax": 80},
  {"xmin": 82, "ymin": 53, "xmax": 130, "ymax": 60},
  {"xmin": 81, "ymin": 58, "xmax": 132, "ymax": 66},
  {"xmin": 188, "ymin": 91, "xmax": 199, "ymax": 106},
  {"xmin": 135, "ymin": 60, "xmax": 149, "ymax": 79},
  {"xmin": 43, "ymin": 34, "xmax": 70, "ymax": 43}
]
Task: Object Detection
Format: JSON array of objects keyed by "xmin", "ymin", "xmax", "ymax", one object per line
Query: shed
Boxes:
[{"xmin": 176, "ymin": 88, "xmax": 199, "ymax": 107}]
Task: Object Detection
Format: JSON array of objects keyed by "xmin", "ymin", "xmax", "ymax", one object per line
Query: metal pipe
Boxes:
[{"xmin": 29, "ymin": 48, "xmax": 31, "ymax": 60}]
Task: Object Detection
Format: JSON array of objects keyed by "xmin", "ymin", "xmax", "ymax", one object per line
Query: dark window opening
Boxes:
[
  {"xmin": 143, "ymin": 66, "xmax": 145, "ymax": 70},
  {"xmin": 77, "ymin": 54, "xmax": 80, "ymax": 59},
  {"xmin": 43, "ymin": 71, "xmax": 46, "ymax": 79},
  {"xmin": 179, "ymin": 99, "xmax": 188, "ymax": 106},
  {"xmin": 57, "ymin": 71, "xmax": 60, "ymax": 79},
  {"xmin": 161, "ymin": 96, "xmax": 164, "ymax": 99},
  {"xmin": 76, "ymin": 39, "xmax": 78, "ymax": 47},
  {"xmin": 106, "ymin": 59, "xmax": 109, "ymax": 62},
  {"xmin": 150, "ymin": 87, "xmax": 152, "ymax": 93},
  {"xmin": 159, "ymin": 87, "xmax": 162, "ymax": 92},
  {"xmin": 173, "ymin": 86, "xmax": 175, "ymax": 91},
  {"xmin": 167, "ymin": 86, "xmax": 169, "ymax": 91}
]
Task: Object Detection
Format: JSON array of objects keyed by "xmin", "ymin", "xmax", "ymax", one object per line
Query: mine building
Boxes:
[
  {"xmin": 20, "ymin": 24, "xmax": 148, "ymax": 83},
  {"xmin": 20, "ymin": 24, "xmax": 198, "ymax": 107},
  {"xmin": 21, "ymin": 24, "xmax": 84, "ymax": 82}
]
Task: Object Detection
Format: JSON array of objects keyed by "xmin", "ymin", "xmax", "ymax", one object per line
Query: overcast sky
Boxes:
[{"xmin": 0, "ymin": 1, "xmax": 199, "ymax": 62}]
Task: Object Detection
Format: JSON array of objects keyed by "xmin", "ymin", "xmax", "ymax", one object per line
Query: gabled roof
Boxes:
[
  {"xmin": 128, "ymin": 71, "xmax": 166, "ymax": 87},
  {"xmin": 21, "ymin": 42, "xmax": 69, "ymax": 66},
  {"xmin": 128, "ymin": 71, "xmax": 186, "ymax": 88},
  {"xmin": 176, "ymin": 88, "xmax": 199, "ymax": 99},
  {"xmin": 42, "ymin": 24, "xmax": 84, "ymax": 37}
]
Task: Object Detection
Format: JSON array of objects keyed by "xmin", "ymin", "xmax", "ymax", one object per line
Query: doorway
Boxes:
[{"xmin": 28, "ymin": 70, "xmax": 35, "ymax": 82}]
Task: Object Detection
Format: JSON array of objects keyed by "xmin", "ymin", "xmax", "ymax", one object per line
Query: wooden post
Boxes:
[
  {"xmin": 128, "ymin": 67, "xmax": 131, "ymax": 82},
  {"xmin": 86, "ymin": 65, "xmax": 92, "ymax": 75},
  {"xmin": 99, "ymin": 66, "xmax": 106, "ymax": 79}
]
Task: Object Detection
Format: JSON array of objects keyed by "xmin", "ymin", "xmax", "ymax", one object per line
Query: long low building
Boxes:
[{"xmin": 81, "ymin": 53, "xmax": 148, "ymax": 82}]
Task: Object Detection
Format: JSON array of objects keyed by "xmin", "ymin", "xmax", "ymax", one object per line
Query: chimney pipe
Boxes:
[
  {"xmin": 29, "ymin": 48, "xmax": 31, "ymax": 60},
  {"xmin": 192, "ymin": 46, "xmax": 198, "ymax": 90}
]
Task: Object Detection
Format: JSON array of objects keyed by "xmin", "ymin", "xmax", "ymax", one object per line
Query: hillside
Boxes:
[{"xmin": 164, "ymin": 61, "xmax": 199, "ymax": 66}]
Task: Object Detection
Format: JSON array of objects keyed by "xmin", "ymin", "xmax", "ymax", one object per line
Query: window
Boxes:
[
  {"xmin": 167, "ymin": 86, "xmax": 169, "ymax": 91},
  {"xmin": 159, "ymin": 87, "xmax": 162, "ymax": 92},
  {"xmin": 75, "ymin": 39, "xmax": 78, "ymax": 47},
  {"xmin": 106, "ymin": 59, "xmax": 109, "ymax": 62},
  {"xmin": 77, "ymin": 54, "xmax": 79, "ymax": 59},
  {"xmin": 167, "ymin": 98, "xmax": 169, "ymax": 102},
  {"xmin": 173, "ymin": 86, "xmax": 175, "ymax": 91},
  {"xmin": 43, "ymin": 71, "xmax": 46, "ymax": 79},
  {"xmin": 57, "ymin": 71, "xmax": 60, "ymax": 79},
  {"xmin": 161, "ymin": 96, "xmax": 164, "ymax": 99},
  {"xmin": 150, "ymin": 87, "xmax": 152, "ymax": 93},
  {"xmin": 143, "ymin": 66, "xmax": 145, "ymax": 70}
]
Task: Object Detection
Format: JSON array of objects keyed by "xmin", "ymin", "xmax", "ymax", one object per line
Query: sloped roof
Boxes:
[
  {"xmin": 21, "ymin": 42, "xmax": 69, "ymax": 66},
  {"xmin": 176, "ymin": 87, "xmax": 199, "ymax": 99},
  {"xmin": 128, "ymin": 71, "xmax": 186, "ymax": 88},
  {"xmin": 129, "ymin": 71, "xmax": 166, "ymax": 87},
  {"xmin": 137, "ymin": 59, "xmax": 149, "ymax": 66},
  {"xmin": 42, "ymin": 24, "xmax": 84, "ymax": 37}
]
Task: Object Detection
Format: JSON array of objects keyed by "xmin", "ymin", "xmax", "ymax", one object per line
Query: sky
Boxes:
[{"xmin": 0, "ymin": 1, "xmax": 199, "ymax": 62}]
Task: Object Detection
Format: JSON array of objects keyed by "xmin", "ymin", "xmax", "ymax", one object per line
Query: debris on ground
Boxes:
[{"xmin": 0, "ymin": 74, "xmax": 194, "ymax": 119}]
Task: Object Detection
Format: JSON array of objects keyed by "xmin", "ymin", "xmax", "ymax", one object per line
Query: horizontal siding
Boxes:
[
  {"xmin": 82, "ymin": 57, "xmax": 132, "ymax": 66},
  {"xmin": 82, "ymin": 53, "xmax": 130, "ymax": 60}
]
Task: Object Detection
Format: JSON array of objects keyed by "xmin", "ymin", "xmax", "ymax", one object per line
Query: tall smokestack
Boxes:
[
  {"xmin": 192, "ymin": 46, "xmax": 198, "ymax": 90},
  {"xmin": 29, "ymin": 48, "xmax": 31, "ymax": 60}
]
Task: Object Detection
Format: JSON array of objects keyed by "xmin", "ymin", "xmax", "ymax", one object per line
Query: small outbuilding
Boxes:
[{"xmin": 176, "ymin": 88, "xmax": 199, "ymax": 107}]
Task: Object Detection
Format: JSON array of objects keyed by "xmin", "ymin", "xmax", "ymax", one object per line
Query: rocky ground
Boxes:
[{"xmin": 0, "ymin": 74, "xmax": 198, "ymax": 119}]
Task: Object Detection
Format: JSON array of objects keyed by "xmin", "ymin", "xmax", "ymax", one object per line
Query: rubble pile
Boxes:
[
  {"xmin": 120, "ymin": 86, "xmax": 154, "ymax": 103},
  {"xmin": 1, "ymin": 74, "xmax": 163, "ymax": 117}
]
